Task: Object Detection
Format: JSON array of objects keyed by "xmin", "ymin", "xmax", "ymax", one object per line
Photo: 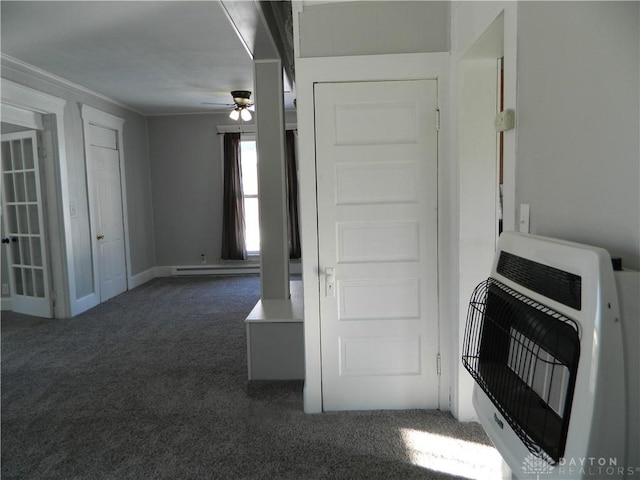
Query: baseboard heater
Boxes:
[{"xmin": 171, "ymin": 264, "xmax": 260, "ymax": 276}]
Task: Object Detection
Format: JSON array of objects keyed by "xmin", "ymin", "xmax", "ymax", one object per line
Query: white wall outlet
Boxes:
[
  {"xmin": 519, "ymin": 204, "xmax": 530, "ymax": 233},
  {"xmin": 200, "ymin": 254, "xmax": 206, "ymax": 264}
]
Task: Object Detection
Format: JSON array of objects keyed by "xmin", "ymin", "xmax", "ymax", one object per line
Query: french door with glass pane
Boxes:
[{"xmin": 1, "ymin": 131, "xmax": 53, "ymax": 318}]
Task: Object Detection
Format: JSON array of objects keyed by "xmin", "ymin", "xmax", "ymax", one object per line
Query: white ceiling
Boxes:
[{"xmin": 1, "ymin": 1, "xmax": 290, "ymax": 116}]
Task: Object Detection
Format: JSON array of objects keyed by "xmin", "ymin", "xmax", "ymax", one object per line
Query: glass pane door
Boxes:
[{"xmin": 1, "ymin": 131, "xmax": 52, "ymax": 317}]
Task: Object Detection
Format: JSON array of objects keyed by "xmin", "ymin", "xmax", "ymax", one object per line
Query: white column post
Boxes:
[{"xmin": 254, "ymin": 59, "xmax": 290, "ymax": 300}]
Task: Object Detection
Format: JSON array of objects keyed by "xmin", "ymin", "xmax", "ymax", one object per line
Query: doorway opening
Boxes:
[
  {"xmin": 1, "ymin": 129, "xmax": 53, "ymax": 317},
  {"xmin": 81, "ymin": 105, "xmax": 130, "ymax": 307},
  {"xmin": 457, "ymin": 11, "xmax": 507, "ymax": 420},
  {"xmin": 1, "ymin": 81, "xmax": 73, "ymax": 318}
]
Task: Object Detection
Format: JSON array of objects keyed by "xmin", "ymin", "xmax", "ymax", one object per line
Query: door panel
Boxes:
[
  {"xmin": 315, "ymin": 80, "xmax": 439, "ymax": 411},
  {"xmin": 335, "ymin": 162, "xmax": 419, "ymax": 205},
  {"xmin": 338, "ymin": 278, "xmax": 421, "ymax": 320},
  {"xmin": 337, "ymin": 221, "xmax": 420, "ymax": 263},
  {"xmin": 1, "ymin": 131, "xmax": 53, "ymax": 317},
  {"xmin": 340, "ymin": 335, "xmax": 422, "ymax": 376}
]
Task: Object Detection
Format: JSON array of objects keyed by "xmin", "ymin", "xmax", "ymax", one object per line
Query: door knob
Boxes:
[
  {"xmin": 325, "ymin": 267, "xmax": 335, "ymax": 297},
  {"xmin": 97, "ymin": 234, "xmax": 105, "ymax": 240},
  {"xmin": 1, "ymin": 238, "xmax": 9, "ymax": 244}
]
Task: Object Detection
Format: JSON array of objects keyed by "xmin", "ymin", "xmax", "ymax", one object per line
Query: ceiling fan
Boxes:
[{"xmin": 203, "ymin": 90, "xmax": 255, "ymax": 121}]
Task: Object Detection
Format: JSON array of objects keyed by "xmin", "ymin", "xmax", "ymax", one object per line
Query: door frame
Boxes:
[
  {"xmin": 295, "ymin": 52, "xmax": 451, "ymax": 413},
  {"xmin": 0, "ymin": 79, "xmax": 72, "ymax": 318},
  {"xmin": 81, "ymin": 105, "xmax": 131, "ymax": 306},
  {"xmin": 450, "ymin": 4, "xmax": 518, "ymax": 421}
]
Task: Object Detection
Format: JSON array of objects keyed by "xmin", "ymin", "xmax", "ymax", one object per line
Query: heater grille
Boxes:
[
  {"xmin": 497, "ymin": 251, "xmax": 582, "ymax": 310},
  {"xmin": 462, "ymin": 278, "xmax": 580, "ymax": 464}
]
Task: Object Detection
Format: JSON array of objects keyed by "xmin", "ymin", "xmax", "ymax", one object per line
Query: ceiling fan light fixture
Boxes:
[
  {"xmin": 231, "ymin": 90, "xmax": 252, "ymax": 107},
  {"xmin": 240, "ymin": 108, "xmax": 252, "ymax": 121},
  {"xmin": 227, "ymin": 90, "xmax": 254, "ymax": 121}
]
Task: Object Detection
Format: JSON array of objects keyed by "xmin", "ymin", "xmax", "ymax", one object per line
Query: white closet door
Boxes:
[
  {"xmin": 315, "ymin": 80, "xmax": 440, "ymax": 411},
  {"xmin": 86, "ymin": 123, "xmax": 127, "ymax": 302}
]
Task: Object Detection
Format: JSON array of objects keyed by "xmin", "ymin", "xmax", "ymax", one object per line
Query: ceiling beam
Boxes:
[
  {"xmin": 220, "ymin": 1, "xmax": 278, "ymax": 59},
  {"xmin": 220, "ymin": 1, "xmax": 294, "ymax": 86}
]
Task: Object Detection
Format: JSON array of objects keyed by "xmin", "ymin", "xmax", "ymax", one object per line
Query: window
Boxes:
[{"xmin": 240, "ymin": 138, "xmax": 260, "ymax": 254}]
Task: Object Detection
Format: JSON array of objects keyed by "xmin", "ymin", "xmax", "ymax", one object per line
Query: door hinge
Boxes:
[
  {"xmin": 436, "ymin": 352, "xmax": 441, "ymax": 375},
  {"xmin": 436, "ymin": 109, "xmax": 441, "ymax": 131},
  {"xmin": 51, "ymin": 291, "xmax": 57, "ymax": 308}
]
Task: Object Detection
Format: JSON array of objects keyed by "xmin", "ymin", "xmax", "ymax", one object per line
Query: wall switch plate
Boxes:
[{"xmin": 2, "ymin": 284, "xmax": 9, "ymax": 295}]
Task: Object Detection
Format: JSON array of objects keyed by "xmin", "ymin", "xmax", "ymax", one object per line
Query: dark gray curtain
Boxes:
[
  {"xmin": 221, "ymin": 132, "xmax": 247, "ymax": 260},
  {"xmin": 285, "ymin": 130, "xmax": 301, "ymax": 259}
]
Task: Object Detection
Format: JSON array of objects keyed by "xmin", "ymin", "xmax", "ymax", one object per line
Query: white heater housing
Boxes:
[{"xmin": 463, "ymin": 232, "xmax": 636, "ymax": 479}]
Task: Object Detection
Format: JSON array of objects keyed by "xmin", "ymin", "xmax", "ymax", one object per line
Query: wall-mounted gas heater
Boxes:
[{"xmin": 463, "ymin": 232, "xmax": 639, "ymax": 479}]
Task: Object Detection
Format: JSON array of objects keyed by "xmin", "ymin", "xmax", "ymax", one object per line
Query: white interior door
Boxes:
[
  {"xmin": 315, "ymin": 80, "xmax": 440, "ymax": 411},
  {"xmin": 1, "ymin": 131, "xmax": 53, "ymax": 318},
  {"xmin": 86, "ymin": 123, "xmax": 127, "ymax": 302}
]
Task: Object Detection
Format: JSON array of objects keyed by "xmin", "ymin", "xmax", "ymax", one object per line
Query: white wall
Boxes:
[
  {"xmin": 294, "ymin": 0, "xmax": 453, "ymax": 413},
  {"xmin": 298, "ymin": 1, "xmax": 449, "ymax": 57},
  {"xmin": 516, "ymin": 2, "xmax": 640, "ymax": 269},
  {"xmin": 148, "ymin": 114, "xmax": 228, "ymax": 267},
  {"xmin": 1, "ymin": 58, "xmax": 155, "ymax": 315},
  {"xmin": 449, "ymin": 0, "xmax": 639, "ymax": 423},
  {"xmin": 147, "ymin": 111, "xmax": 297, "ymax": 267},
  {"xmin": 296, "ymin": 0, "xmax": 639, "ymax": 421}
]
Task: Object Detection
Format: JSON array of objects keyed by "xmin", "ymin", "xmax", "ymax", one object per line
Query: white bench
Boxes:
[{"xmin": 245, "ymin": 281, "xmax": 304, "ymax": 380}]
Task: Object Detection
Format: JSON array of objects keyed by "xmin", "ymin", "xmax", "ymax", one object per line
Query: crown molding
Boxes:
[{"xmin": 1, "ymin": 54, "xmax": 145, "ymax": 116}]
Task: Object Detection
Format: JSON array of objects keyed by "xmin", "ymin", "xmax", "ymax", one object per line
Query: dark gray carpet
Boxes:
[{"xmin": 2, "ymin": 275, "xmax": 495, "ymax": 479}]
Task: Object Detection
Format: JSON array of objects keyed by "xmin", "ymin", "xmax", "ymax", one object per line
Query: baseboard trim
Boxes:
[
  {"xmin": 122, "ymin": 262, "xmax": 299, "ymax": 289},
  {"xmin": 154, "ymin": 266, "xmax": 172, "ymax": 277},
  {"xmin": 72, "ymin": 293, "xmax": 100, "ymax": 317},
  {"xmin": 1, "ymin": 297, "xmax": 12, "ymax": 311},
  {"xmin": 129, "ymin": 267, "xmax": 158, "ymax": 289}
]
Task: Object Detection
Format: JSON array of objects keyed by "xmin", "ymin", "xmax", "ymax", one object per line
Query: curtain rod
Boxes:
[
  {"xmin": 217, "ymin": 129, "xmax": 297, "ymax": 135},
  {"xmin": 217, "ymin": 123, "xmax": 297, "ymax": 135}
]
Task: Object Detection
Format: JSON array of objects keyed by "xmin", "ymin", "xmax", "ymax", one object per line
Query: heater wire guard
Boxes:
[{"xmin": 462, "ymin": 278, "xmax": 580, "ymax": 465}]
